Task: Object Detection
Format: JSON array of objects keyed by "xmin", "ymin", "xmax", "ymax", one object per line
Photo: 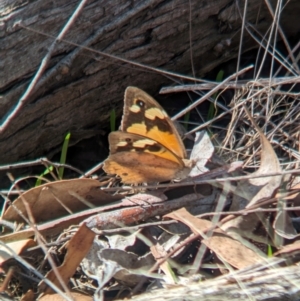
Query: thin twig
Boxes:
[{"xmin": 0, "ymin": 0, "xmax": 89, "ymax": 132}]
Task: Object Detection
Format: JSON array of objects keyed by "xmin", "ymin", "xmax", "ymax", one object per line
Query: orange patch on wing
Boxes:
[
  {"xmin": 126, "ymin": 124, "xmax": 185, "ymax": 159},
  {"xmin": 104, "ymin": 152, "xmax": 181, "ymax": 184},
  {"xmin": 145, "ymin": 107, "xmax": 167, "ymax": 120}
]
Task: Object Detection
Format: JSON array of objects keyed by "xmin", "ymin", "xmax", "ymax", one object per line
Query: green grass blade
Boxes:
[
  {"xmin": 183, "ymin": 111, "xmax": 191, "ymax": 130},
  {"xmin": 110, "ymin": 109, "xmax": 116, "ymax": 132},
  {"xmin": 267, "ymin": 245, "xmax": 273, "ymax": 257},
  {"xmin": 36, "ymin": 166, "xmax": 54, "ymax": 186},
  {"xmin": 215, "ymin": 69, "xmax": 225, "ymax": 83},
  {"xmin": 166, "ymin": 261, "xmax": 179, "ymax": 283},
  {"xmin": 207, "ymin": 69, "xmax": 224, "ymax": 120},
  {"xmin": 58, "ymin": 132, "xmax": 71, "ymax": 179}
]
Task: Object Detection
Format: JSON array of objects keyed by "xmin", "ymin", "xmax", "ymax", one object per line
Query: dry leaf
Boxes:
[
  {"xmin": 82, "ymin": 193, "xmax": 202, "ymax": 230},
  {"xmin": 273, "ymin": 207, "xmax": 298, "ymax": 239},
  {"xmin": 0, "ymin": 239, "xmax": 36, "ymax": 264},
  {"xmin": 274, "ymin": 240, "xmax": 300, "ymax": 257},
  {"xmin": 202, "ymin": 232, "xmax": 265, "ymax": 269},
  {"xmin": 189, "ymin": 131, "xmax": 214, "ymax": 177},
  {"xmin": 40, "ymin": 223, "xmax": 95, "ymax": 295},
  {"xmin": 101, "ymin": 248, "xmax": 155, "ymax": 285},
  {"xmin": 164, "ymin": 207, "xmax": 212, "ymax": 234},
  {"xmin": 39, "ymin": 292, "xmax": 92, "ymax": 301},
  {"xmin": 81, "ymin": 235, "xmax": 155, "ymax": 287},
  {"xmin": 229, "ymin": 108, "xmax": 282, "ymax": 211},
  {"xmin": 245, "ymin": 107, "xmax": 282, "ymax": 208},
  {"xmin": 165, "ymin": 208, "xmax": 264, "ymax": 269},
  {"xmin": 20, "ymin": 289, "xmax": 34, "ymax": 301},
  {"xmin": 222, "ymin": 107, "xmax": 283, "ymax": 246},
  {"xmin": 150, "ymin": 244, "xmax": 176, "ymax": 284},
  {"xmin": 3, "ymin": 178, "xmax": 121, "ymax": 226}
]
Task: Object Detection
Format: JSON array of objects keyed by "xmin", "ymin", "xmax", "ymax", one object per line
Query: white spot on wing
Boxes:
[
  {"xmin": 117, "ymin": 141, "xmax": 128, "ymax": 147},
  {"xmin": 133, "ymin": 139, "xmax": 156, "ymax": 148},
  {"xmin": 130, "ymin": 104, "xmax": 141, "ymax": 113}
]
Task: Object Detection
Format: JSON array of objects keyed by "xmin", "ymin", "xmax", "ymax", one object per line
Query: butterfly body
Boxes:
[{"xmin": 103, "ymin": 87, "xmax": 194, "ymax": 184}]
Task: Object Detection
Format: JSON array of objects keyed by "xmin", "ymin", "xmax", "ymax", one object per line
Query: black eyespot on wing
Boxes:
[
  {"xmin": 147, "ymin": 144, "xmax": 161, "ymax": 152},
  {"xmin": 132, "ymin": 143, "xmax": 161, "ymax": 153},
  {"xmin": 136, "ymin": 99, "xmax": 145, "ymax": 108}
]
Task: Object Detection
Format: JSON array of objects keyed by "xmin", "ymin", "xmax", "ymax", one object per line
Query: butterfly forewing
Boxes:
[
  {"xmin": 122, "ymin": 87, "xmax": 187, "ymax": 160},
  {"xmin": 107, "ymin": 132, "xmax": 184, "ymax": 165}
]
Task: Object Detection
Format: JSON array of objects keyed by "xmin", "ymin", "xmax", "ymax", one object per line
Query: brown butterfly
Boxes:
[{"xmin": 103, "ymin": 87, "xmax": 194, "ymax": 184}]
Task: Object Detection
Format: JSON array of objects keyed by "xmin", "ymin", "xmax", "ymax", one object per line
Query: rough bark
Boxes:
[{"xmin": 0, "ymin": 0, "xmax": 299, "ymax": 164}]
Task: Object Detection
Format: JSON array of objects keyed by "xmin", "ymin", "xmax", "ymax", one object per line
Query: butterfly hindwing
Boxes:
[{"xmin": 104, "ymin": 131, "xmax": 184, "ymax": 183}]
